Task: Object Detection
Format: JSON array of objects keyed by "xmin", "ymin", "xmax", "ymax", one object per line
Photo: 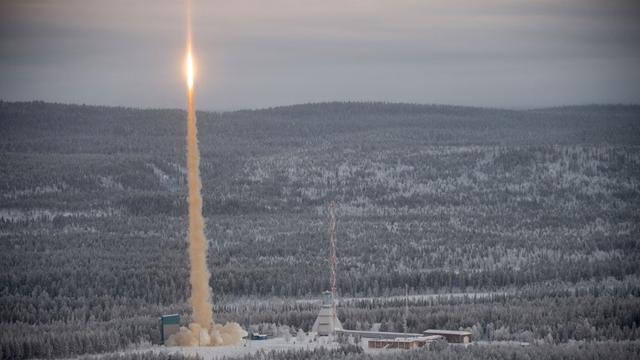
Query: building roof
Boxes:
[
  {"xmin": 160, "ymin": 314, "xmax": 180, "ymax": 325},
  {"xmin": 394, "ymin": 336, "xmax": 443, "ymax": 342},
  {"xmin": 336, "ymin": 329, "xmax": 423, "ymax": 338},
  {"xmin": 416, "ymin": 335, "xmax": 444, "ymax": 341},
  {"xmin": 424, "ymin": 329, "xmax": 472, "ymax": 336},
  {"xmin": 370, "ymin": 338, "xmax": 415, "ymax": 343}
]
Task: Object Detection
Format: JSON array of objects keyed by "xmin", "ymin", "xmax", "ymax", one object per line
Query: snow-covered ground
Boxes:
[
  {"xmin": 130, "ymin": 336, "xmax": 422, "ymax": 359},
  {"xmin": 132, "ymin": 337, "xmax": 338, "ymax": 360}
]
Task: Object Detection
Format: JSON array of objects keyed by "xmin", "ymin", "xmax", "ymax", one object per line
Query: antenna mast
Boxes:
[
  {"xmin": 403, "ymin": 284, "xmax": 409, "ymax": 333},
  {"xmin": 328, "ymin": 201, "xmax": 338, "ymax": 323}
]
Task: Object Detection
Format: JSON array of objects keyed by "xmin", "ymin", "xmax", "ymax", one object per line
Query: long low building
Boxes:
[
  {"xmin": 424, "ymin": 329, "xmax": 472, "ymax": 343},
  {"xmin": 368, "ymin": 336, "xmax": 444, "ymax": 350},
  {"xmin": 335, "ymin": 329, "xmax": 424, "ymax": 339},
  {"xmin": 334, "ymin": 328, "xmax": 473, "ymax": 344}
]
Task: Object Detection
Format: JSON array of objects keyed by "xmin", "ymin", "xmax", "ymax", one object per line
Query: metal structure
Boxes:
[
  {"xmin": 328, "ymin": 200, "xmax": 338, "ymax": 322},
  {"xmin": 311, "ymin": 201, "xmax": 343, "ymax": 336},
  {"xmin": 403, "ymin": 284, "xmax": 409, "ymax": 333}
]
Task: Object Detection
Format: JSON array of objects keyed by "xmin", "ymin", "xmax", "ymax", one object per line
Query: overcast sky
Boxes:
[{"xmin": 1, "ymin": 0, "xmax": 639, "ymax": 110}]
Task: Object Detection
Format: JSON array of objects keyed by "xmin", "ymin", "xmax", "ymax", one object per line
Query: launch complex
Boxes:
[{"xmin": 159, "ymin": 0, "xmax": 471, "ymax": 354}]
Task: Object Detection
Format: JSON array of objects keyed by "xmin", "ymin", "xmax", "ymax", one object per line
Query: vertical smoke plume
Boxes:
[
  {"xmin": 167, "ymin": 1, "xmax": 246, "ymax": 346},
  {"xmin": 185, "ymin": 44, "xmax": 213, "ymax": 332}
]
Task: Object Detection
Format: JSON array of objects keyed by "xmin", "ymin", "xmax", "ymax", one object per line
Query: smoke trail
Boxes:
[
  {"xmin": 185, "ymin": 56, "xmax": 213, "ymax": 331},
  {"xmin": 167, "ymin": 2, "xmax": 246, "ymax": 346}
]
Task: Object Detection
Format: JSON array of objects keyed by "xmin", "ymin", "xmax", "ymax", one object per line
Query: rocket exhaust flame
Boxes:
[
  {"xmin": 167, "ymin": 1, "xmax": 246, "ymax": 347},
  {"xmin": 186, "ymin": 50, "xmax": 194, "ymax": 91}
]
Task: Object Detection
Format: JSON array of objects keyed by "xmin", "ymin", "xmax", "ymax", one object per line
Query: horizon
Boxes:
[{"xmin": 2, "ymin": 98, "xmax": 639, "ymax": 114}]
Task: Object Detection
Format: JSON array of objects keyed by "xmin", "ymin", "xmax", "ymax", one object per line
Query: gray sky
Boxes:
[{"xmin": 1, "ymin": 0, "xmax": 639, "ymax": 110}]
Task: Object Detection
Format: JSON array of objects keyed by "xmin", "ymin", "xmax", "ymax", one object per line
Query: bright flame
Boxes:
[{"xmin": 186, "ymin": 49, "xmax": 194, "ymax": 90}]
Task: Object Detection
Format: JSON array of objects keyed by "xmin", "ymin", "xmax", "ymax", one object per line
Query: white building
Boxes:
[{"xmin": 311, "ymin": 291, "xmax": 342, "ymax": 336}]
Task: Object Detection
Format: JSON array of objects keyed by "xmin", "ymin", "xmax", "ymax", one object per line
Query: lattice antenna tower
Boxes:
[
  {"xmin": 403, "ymin": 284, "xmax": 409, "ymax": 333},
  {"xmin": 328, "ymin": 200, "xmax": 338, "ymax": 322}
]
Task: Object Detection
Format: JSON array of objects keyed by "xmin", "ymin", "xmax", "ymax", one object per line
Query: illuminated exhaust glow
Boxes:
[{"xmin": 186, "ymin": 48, "xmax": 194, "ymax": 90}]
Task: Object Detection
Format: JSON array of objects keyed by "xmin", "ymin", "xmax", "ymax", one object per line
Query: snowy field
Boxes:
[
  {"xmin": 127, "ymin": 337, "xmax": 433, "ymax": 359},
  {"xmin": 130, "ymin": 337, "xmax": 339, "ymax": 360},
  {"xmin": 130, "ymin": 336, "xmax": 464, "ymax": 359}
]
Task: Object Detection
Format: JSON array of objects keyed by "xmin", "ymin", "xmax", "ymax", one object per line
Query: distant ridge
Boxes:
[
  {"xmin": 529, "ymin": 104, "xmax": 640, "ymax": 113},
  {"xmin": 247, "ymin": 101, "xmax": 514, "ymax": 116},
  {"xmin": 2, "ymin": 99, "xmax": 638, "ymax": 116}
]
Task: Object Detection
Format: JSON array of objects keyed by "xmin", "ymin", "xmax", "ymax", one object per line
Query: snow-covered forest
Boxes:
[{"xmin": 1, "ymin": 101, "xmax": 639, "ymax": 359}]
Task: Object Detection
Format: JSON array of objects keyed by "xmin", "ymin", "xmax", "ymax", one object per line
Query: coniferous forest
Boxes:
[{"xmin": 1, "ymin": 101, "xmax": 639, "ymax": 359}]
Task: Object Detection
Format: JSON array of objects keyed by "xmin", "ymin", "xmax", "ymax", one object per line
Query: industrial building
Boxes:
[
  {"xmin": 368, "ymin": 335, "xmax": 444, "ymax": 350},
  {"xmin": 336, "ymin": 329, "xmax": 423, "ymax": 339},
  {"xmin": 160, "ymin": 314, "xmax": 180, "ymax": 344},
  {"xmin": 424, "ymin": 329, "xmax": 472, "ymax": 343}
]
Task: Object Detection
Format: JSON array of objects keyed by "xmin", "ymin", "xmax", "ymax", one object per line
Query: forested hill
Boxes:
[
  {"xmin": 1, "ymin": 100, "xmax": 639, "ymax": 358},
  {"xmin": 2, "ymin": 101, "xmax": 639, "ymax": 154},
  {"xmin": 2, "ymin": 100, "xmax": 639, "ymax": 213}
]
